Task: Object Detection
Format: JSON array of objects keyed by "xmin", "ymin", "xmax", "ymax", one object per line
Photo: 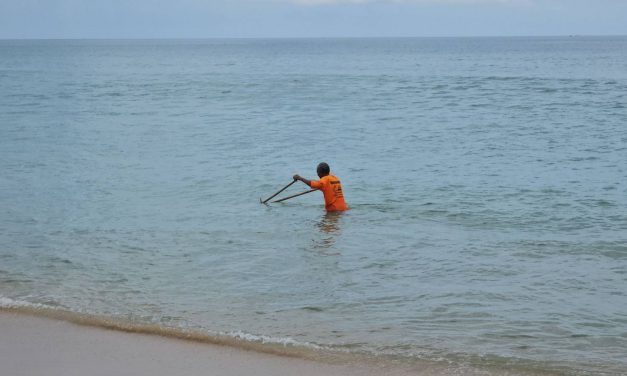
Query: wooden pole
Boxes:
[
  {"xmin": 260, "ymin": 180, "xmax": 296, "ymax": 204},
  {"xmin": 272, "ymin": 189, "xmax": 316, "ymax": 203}
]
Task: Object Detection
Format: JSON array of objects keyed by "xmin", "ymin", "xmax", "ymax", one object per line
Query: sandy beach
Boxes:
[{"xmin": 0, "ymin": 311, "xmax": 413, "ymax": 376}]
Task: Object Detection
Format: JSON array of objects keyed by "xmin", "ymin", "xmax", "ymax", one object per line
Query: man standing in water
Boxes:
[{"xmin": 293, "ymin": 162, "xmax": 348, "ymax": 212}]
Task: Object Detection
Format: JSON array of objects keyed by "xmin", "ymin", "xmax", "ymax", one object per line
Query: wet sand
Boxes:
[{"xmin": 0, "ymin": 311, "xmax": 406, "ymax": 376}]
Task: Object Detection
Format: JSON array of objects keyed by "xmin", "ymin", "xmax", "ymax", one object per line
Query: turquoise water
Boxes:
[{"xmin": 1, "ymin": 37, "xmax": 626, "ymax": 375}]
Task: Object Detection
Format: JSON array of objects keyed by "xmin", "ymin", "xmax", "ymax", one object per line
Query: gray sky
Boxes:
[{"xmin": 1, "ymin": 0, "xmax": 626, "ymax": 38}]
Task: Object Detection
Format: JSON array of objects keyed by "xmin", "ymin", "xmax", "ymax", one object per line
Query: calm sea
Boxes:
[{"xmin": 1, "ymin": 37, "xmax": 626, "ymax": 375}]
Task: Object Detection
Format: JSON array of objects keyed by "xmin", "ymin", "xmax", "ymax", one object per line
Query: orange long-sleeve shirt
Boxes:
[{"xmin": 309, "ymin": 174, "xmax": 348, "ymax": 212}]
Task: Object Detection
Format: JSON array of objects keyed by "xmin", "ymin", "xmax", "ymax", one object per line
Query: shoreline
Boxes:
[
  {"xmin": 0, "ymin": 311, "xmax": 411, "ymax": 376},
  {"xmin": 0, "ymin": 305, "xmax": 578, "ymax": 376}
]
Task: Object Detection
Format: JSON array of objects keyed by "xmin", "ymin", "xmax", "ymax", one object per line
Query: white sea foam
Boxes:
[
  {"xmin": 226, "ymin": 330, "xmax": 324, "ymax": 350},
  {"xmin": 0, "ymin": 296, "xmax": 52, "ymax": 310}
]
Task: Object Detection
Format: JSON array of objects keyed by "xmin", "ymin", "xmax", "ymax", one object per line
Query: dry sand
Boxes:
[{"xmin": 0, "ymin": 311, "xmax": 412, "ymax": 376}]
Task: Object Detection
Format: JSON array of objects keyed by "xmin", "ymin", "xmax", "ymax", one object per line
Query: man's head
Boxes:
[{"xmin": 317, "ymin": 162, "xmax": 330, "ymax": 178}]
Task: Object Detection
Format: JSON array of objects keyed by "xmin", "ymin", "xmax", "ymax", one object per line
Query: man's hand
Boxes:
[{"xmin": 293, "ymin": 174, "xmax": 311, "ymax": 187}]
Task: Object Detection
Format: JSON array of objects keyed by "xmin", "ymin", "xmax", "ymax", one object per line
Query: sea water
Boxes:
[{"xmin": 1, "ymin": 37, "xmax": 626, "ymax": 375}]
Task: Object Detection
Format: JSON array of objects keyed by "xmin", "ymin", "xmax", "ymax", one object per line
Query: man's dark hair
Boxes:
[{"xmin": 317, "ymin": 162, "xmax": 330, "ymax": 176}]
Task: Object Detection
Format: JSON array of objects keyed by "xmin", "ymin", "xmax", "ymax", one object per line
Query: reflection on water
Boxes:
[{"xmin": 311, "ymin": 212, "xmax": 344, "ymax": 254}]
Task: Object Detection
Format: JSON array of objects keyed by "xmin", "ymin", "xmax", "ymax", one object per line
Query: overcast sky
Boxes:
[{"xmin": 1, "ymin": 0, "xmax": 626, "ymax": 38}]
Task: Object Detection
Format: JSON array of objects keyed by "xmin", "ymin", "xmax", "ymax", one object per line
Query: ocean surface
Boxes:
[{"xmin": 1, "ymin": 37, "xmax": 626, "ymax": 375}]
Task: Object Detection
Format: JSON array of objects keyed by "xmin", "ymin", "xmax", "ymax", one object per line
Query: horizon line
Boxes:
[{"xmin": 1, "ymin": 34, "xmax": 626, "ymax": 41}]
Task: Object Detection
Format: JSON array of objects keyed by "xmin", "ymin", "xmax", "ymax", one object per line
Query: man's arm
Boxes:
[{"xmin": 293, "ymin": 174, "xmax": 312, "ymax": 187}]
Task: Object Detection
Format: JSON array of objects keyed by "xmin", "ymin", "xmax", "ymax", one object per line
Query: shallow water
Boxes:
[{"xmin": 1, "ymin": 37, "xmax": 627, "ymax": 375}]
